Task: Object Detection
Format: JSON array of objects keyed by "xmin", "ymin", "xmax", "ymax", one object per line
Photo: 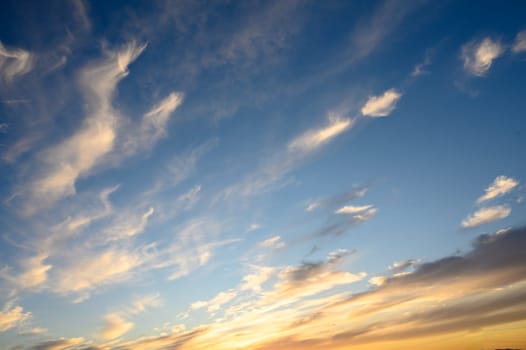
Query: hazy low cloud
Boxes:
[
  {"xmin": 461, "ymin": 37, "xmax": 503, "ymax": 76},
  {"xmin": 477, "ymin": 175, "xmax": 519, "ymax": 204},
  {"xmin": 462, "ymin": 205, "xmax": 511, "ymax": 228},
  {"xmin": 361, "ymin": 89, "xmax": 402, "ymax": 117}
]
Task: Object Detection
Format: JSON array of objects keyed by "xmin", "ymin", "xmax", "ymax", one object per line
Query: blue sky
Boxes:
[{"xmin": 1, "ymin": 1, "xmax": 526, "ymax": 349}]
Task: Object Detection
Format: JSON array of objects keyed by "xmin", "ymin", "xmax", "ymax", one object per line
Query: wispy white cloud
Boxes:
[
  {"xmin": 125, "ymin": 92, "xmax": 184, "ymax": 155},
  {"xmin": 0, "ymin": 41, "xmax": 34, "ymax": 83},
  {"xmin": 461, "ymin": 37, "xmax": 503, "ymax": 76},
  {"xmin": 360, "ymin": 89, "xmax": 402, "ymax": 117},
  {"xmin": 27, "ymin": 42, "xmax": 146, "ymax": 211},
  {"xmin": 477, "ymin": 175, "xmax": 519, "ymax": 204},
  {"xmin": 461, "ymin": 205, "xmax": 511, "ymax": 228},
  {"xmin": 101, "ymin": 313, "xmax": 134, "ymax": 339},
  {"xmin": 0, "ymin": 302, "xmax": 31, "ymax": 332},
  {"xmin": 512, "ymin": 30, "xmax": 526, "ymax": 53}
]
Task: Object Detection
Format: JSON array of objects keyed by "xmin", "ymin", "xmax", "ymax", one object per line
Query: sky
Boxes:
[{"xmin": 1, "ymin": 0, "xmax": 526, "ymax": 349}]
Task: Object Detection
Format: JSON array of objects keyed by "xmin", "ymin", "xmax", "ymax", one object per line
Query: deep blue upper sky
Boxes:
[{"xmin": 1, "ymin": 1, "xmax": 526, "ymax": 349}]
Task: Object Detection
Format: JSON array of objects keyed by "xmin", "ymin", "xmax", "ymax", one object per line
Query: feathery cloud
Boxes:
[
  {"xmin": 477, "ymin": 175, "xmax": 519, "ymax": 203},
  {"xmin": 461, "ymin": 205, "xmax": 511, "ymax": 228},
  {"xmin": 461, "ymin": 37, "xmax": 503, "ymax": 76},
  {"xmin": 361, "ymin": 89, "xmax": 402, "ymax": 117}
]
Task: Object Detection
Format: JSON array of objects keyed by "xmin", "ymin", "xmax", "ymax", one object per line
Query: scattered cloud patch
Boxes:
[
  {"xmin": 477, "ymin": 175, "xmax": 519, "ymax": 204},
  {"xmin": 361, "ymin": 89, "xmax": 402, "ymax": 117},
  {"xmin": 461, "ymin": 37, "xmax": 503, "ymax": 76},
  {"xmin": 462, "ymin": 205, "xmax": 511, "ymax": 228}
]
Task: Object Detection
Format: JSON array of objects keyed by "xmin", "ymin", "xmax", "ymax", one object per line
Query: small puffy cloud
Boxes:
[
  {"xmin": 461, "ymin": 37, "xmax": 503, "ymax": 76},
  {"xmin": 101, "ymin": 313, "xmax": 134, "ymax": 340},
  {"xmin": 368, "ymin": 276, "xmax": 386, "ymax": 287},
  {"xmin": 461, "ymin": 205, "xmax": 511, "ymax": 228},
  {"xmin": 259, "ymin": 236, "xmax": 285, "ymax": 249},
  {"xmin": 361, "ymin": 89, "xmax": 402, "ymax": 117},
  {"xmin": 0, "ymin": 41, "xmax": 34, "ymax": 83},
  {"xmin": 477, "ymin": 175, "xmax": 519, "ymax": 204},
  {"xmin": 0, "ymin": 303, "xmax": 31, "ymax": 332},
  {"xmin": 512, "ymin": 30, "xmax": 526, "ymax": 53},
  {"xmin": 288, "ymin": 115, "xmax": 352, "ymax": 154}
]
